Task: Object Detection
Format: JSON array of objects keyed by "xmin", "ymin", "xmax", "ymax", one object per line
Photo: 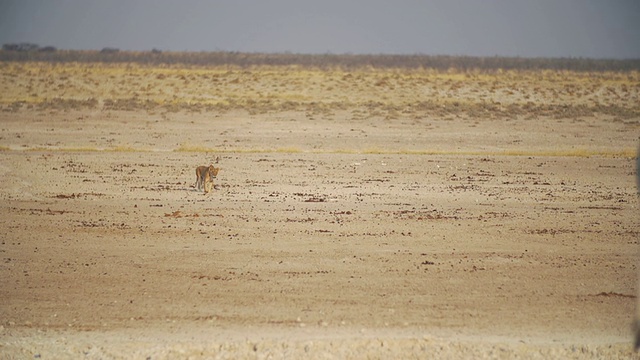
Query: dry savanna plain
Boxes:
[{"xmin": 1, "ymin": 59, "xmax": 640, "ymax": 358}]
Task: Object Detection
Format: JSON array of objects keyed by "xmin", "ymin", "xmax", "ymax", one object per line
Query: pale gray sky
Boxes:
[{"xmin": 1, "ymin": 0, "xmax": 638, "ymax": 58}]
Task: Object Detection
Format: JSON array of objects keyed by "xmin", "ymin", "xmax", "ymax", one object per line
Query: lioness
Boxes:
[{"xmin": 195, "ymin": 165, "xmax": 220, "ymax": 194}]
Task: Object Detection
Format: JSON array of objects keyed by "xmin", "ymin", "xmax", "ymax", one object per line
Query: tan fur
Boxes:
[{"xmin": 195, "ymin": 165, "xmax": 220, "ymax": 194}]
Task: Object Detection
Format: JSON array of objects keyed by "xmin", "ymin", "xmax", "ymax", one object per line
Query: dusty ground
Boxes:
[{"xmin": 1, "ymin": 63, "xmax": 639, "ymax": 358}]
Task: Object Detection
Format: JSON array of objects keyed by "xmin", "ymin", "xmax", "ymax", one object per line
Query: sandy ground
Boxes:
[{"xmin": 0, "ymin": 106, "xmax": 638, "ymax": 359}]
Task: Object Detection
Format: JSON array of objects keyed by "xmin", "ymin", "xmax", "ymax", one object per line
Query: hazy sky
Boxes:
[{"xmin": 1, "ymin": 1, "xmax": 639, "ymax": 59}]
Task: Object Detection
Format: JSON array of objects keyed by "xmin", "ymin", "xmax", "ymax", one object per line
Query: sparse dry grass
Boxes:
[
  {"xmin": 0, "ymin": 61, "xmax": 637, "ymax": 158},
  {"xmin": 8, "ymin": 145, "xmax": 636, "ymax": 158},
  {"xmin": 498, "ymin": 147, "xmax": 637, "ymax": 158},
  {"xmin": 25, "ymin": 146, "xmax": 101, "ymax": 152},
  {"xmin": 1, "ymin": 62, "xmax": 638, "ymax": 119},
  {"xmin": 112, "ymin": 145, "xmax": 151, "ymax": 152},
  {"xmin": 333, "ymin": 147, "xmax": 637, "ymax": 158},
  {"xmin": 175, "ymin": 143, "xmax": 221, "ymax": 153}
]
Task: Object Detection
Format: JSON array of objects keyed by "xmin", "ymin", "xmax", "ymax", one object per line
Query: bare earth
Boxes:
[{"xmin": 1, "ymin": 64, "xmax": 639, "ymax": 358}]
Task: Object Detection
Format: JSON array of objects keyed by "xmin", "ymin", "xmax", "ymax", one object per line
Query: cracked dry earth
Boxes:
[{"xmin": 0, "ymin": 110, "xmax": 639, "ymax": 359}]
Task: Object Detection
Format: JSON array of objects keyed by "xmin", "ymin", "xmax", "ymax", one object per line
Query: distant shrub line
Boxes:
[
  {"xmin": 4, "ymin": 97, "xmax": 637, "ymax": 120},
  {"xmin": 1, "ymin": 49, "xmax": 638, "ymax": 72}
]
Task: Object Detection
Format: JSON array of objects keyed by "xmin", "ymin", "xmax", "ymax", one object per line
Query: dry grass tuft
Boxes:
[{"xmin": 175, "ymin": 143, "xmax": 220, "ymax": 153}]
